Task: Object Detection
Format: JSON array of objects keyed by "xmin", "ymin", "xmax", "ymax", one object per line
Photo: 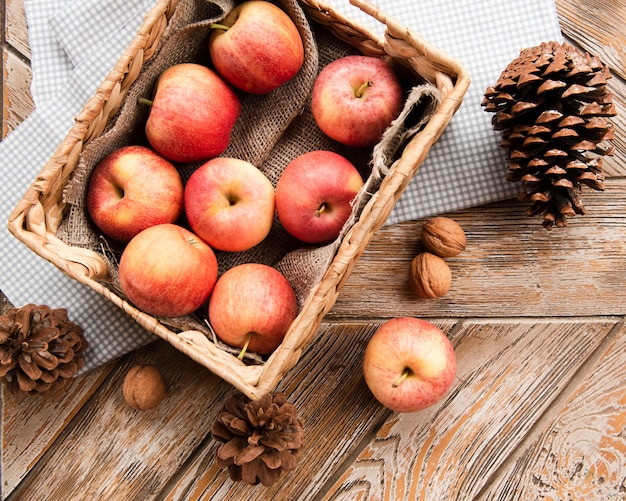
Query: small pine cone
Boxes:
[
  {"xmin": 0, "ymin": 304, "xmax": 88, "ymax": 395},
  {"xmin": 211, "ymin": 392, "xmax": 304, "ymax": 487},
  {"xmin": 482, "ymin": 41, "xmax": 617, "ymax": 229}
]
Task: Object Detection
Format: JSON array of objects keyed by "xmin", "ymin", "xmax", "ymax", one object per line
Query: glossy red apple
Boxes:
[
  {"xmin": 275, "ymin": 150, "xmax": 364, "ymax": 244},
  {"xmin": 363, "ymin": 317, "xmax": 456, "ymax": 413},
  {"xmin": 208, "ymin": 263, "xmax": 298, "ymax": 357},
  {"xmin": 142, "ymin": 63, "xmax": 241, "ymax": 162},
  {"xmin": 86, "ymin": 145, "xmax": 184, "ymax": 243},
  {"xmin": 184, "ymin": 157, "xmax": 275, "ymax": 252},
  {"xmin": 119, "ymin": 224, "xmax": 218, "ymax": 317},
  {"xmin": 311, "ymin": 55, "xmax": 404, "ymax": 147},
  {"xmin": 209, "ymin": 0, "xmax": 304, "ymax": 94}
]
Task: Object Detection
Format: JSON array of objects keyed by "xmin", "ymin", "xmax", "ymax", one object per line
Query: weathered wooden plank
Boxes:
[
  {"xmin": 480, "ymin": 321, "xmax": 626, "ymax": 500},
  {"xmin": 328, "ymin": 178, "xmax": 626, "ymax": 321},
  {"xmin": 5, "ymin": 339, "xmax": 237, "ymax": 500},
  {"xmin": 4, "ymin": 0, "xmax": 30, "ymax": 58},
  {"xmin": 160, "ymin": 321, "xmax": 458, "ymax": 500},
  {"xmin": 1, "ymin": 363, "xmax": 114, "ymax": 499},
  {"xmin": 318, "ymin": 319, "xmax": 619, "ymax": 500},
  {"xmin": 2, "ymin": 47, "xmax": 33, "ymax": 138}
]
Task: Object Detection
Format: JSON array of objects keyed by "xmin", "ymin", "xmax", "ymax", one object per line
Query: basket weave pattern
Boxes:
[{"xmin": 8, "ymin": 0, "xmax": 469, "ymax": 399}]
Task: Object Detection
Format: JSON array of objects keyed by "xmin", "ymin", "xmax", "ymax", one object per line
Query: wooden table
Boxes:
[{"xmin": 2, "ymin": 0, "xmax": 625, "ymax": 499}]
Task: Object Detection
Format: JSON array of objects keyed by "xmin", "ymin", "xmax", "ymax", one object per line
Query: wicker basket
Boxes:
[{"xmin": 8, "ymin": 0, "xmax": 469, "ymax": 400}]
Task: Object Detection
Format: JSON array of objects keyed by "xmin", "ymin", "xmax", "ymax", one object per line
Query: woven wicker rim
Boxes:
[{"xmin": 8, "ymin": 0, "xmax": 469, "ymax": 400}]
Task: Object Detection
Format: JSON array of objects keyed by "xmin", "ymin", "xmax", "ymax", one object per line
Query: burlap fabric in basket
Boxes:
[{"xmin": 9, "ymin": 0, "xmax": 469, "ymax": 399}]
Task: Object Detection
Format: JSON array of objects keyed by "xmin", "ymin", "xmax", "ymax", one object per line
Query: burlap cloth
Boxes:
[{"xmin": 57, "ymin": 0, "xmax": 440, "ymax": 350}]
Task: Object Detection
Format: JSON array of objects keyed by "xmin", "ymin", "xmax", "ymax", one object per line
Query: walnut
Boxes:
[
  {"xmin": 409, "ymin": 252, "xmax": 452, "ymax": 299},
  {"xmin": 123, "ymin": 364, "xmax": 167, "ymax": 410},
  {"xmin": 421, "ymin": 217, "xmax": 466, "ymax": 258}
]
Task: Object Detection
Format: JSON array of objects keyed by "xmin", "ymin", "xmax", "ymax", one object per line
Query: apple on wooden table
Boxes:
[
  {"xmin": 86, "ymin": 145, "xmax": 184, "ymax": 243},
  {"xmin": 311, "ymin": 55, "xmax": 404, "ymax": 147},
  {"xmin": 275, "ymin": 150, "xmax": 364, "ymax": 244},
  {"xmin": 141, "ymin": 63, "xmax": 241, "ymax": 163},
  {"xmin": 209, "ymin": 0, "xmax": 305, "ymax": 94},
  {"xmin": 119, "ymin": 223, "xmax": 219, "ymax": 318},
  {"xmin": 363, "ymin": 317, "xmax": 456, "ymax": 413},
  {"xmin": 184, "ymin": 157, "xmax": 275, "ymax": 252},
  {"xmin": 208, "ymin": 263, "xmax": 298, "ymax": 357}
]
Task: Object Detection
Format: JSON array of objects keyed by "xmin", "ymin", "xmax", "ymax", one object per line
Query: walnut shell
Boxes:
[
  {"xmin": 421, "ymin": 217, "xmax": 466, "ymax": 258},
  {"xmin": 123, "ymin": 364, "xmax": 167, "ymax": 410},
  {"xmin": 410, "ymin": 252, "xmax": 452, "ymax": 299}
]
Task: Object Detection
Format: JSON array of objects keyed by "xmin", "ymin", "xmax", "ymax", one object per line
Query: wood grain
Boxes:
[
  {"xmin": 4, "ymin": 0, "xmax": 29, "ymax": 58},
  {"xmin": 482, "ymin": 321, "xmax": 626, "ymax": 500},
  {"xmin": 319, "ymin": 319, "xmax": 619, "ymax": 501},
  {"xmin": 2, "ymin": 47, "xmax": 33, "ymax": 137},
  {"xmin": 1, "ymin": 364, "xmax": 114, "ymax": 497}
]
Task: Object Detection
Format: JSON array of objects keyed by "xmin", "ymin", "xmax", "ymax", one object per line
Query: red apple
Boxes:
[
  {"xmin": 119, "ymin": 224, "xmax": 218, "ymax": 317},
  {"xmin": 209, "ymin": 0, "xmax": 304, "ymax": 94},
  {"xmin": 184, "ymin": 157, "xmax": 275, "ymax": 252},
  {"xmin": 311, "ymin": 55, "xmax": 404, "ymax": 147},
  {"xmin": 86, "ymin": 145, "xmax": 184, "ymax": 243},
  {"xmin": 208, "ymin": 263, "xmax": 298, "ymax": 356},
  {"xmin": 363, "ymin": 317, "xmax": 456, "ymax": 413},
  {"xmin": 142, "ymin": 63, "xmax": 241, "ymax": 162},
  {"xmin": 275, "ymin": 150, "xmax": 364, "ymax": 244}
]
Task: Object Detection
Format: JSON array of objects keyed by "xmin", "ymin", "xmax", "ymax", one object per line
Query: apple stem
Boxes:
[
  {"xmin": 137, "ymin": 97, "xmax": 153, "ymax": 107},
  {"xmin": 315, "ymin": 203, "xmax": 327, "ymax": 218},
  {"xmin": 210, "ymin": 23, "xmax": 230, "ymax": 32},
  {"xmin": 238, "ymin": 333, "xmax": 252, "ymax": 360},
  {"xmin": 355, "ymin": 81, "xmax": 373, "ymax": 98},
  {"xmin": 392, "ymin": 367, "xmax": 411, "ymax": 388}
]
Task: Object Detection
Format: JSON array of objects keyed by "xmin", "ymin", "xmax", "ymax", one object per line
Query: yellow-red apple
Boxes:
[
  {"xmin": 86, "ymin": 145, "xmax": 184, "ymax": 243},
  {"xmin": 119, "ymin": 224, "xmax": 218, "ymax": 317},
  {"xmin": 184, "ymin": 158, "xmax": 275, "ymax": 252},
  {"xmin": 209, "ymin": 0, "xmax": 304, "ymax": 94},
  {"xmin": 142, "ymin": 63, "xmax": 241, "ymax": 162},
  {"xmin": 363, "ymin": 317, "xmax": 456, "ymax": 413},
  {"xmin": 208, "ymin": 263, "xmax": 298, "ymax": 356},
  {"xmin": 275, "ymin": 150, "xmax": 364, "ymax": 244},
  {"xmin": 311, "ymin": 55, "xmax": 404, "ymax": 147}
]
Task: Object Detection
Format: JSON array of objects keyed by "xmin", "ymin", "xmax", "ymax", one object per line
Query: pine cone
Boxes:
[
  {"xmin": 482, "ymin": 41, "xmax": 617, "ymax": 229},
  {"xmin": 211, "ymin": 392, "xmax": 304, "ymax": 487},
  {"xmin": 0, "ymin": 304, "xmax": 88, "ymax": 395}
]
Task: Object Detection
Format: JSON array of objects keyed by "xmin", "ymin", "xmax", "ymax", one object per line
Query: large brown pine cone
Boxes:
[{"xmin": 482, "ymin": 41, "xmax": 617, "ymax": 229}]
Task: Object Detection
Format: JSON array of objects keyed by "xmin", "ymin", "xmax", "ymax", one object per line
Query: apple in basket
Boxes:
[
  {"xmin": 363, "ymin": 317, "xmax": 456, "ymax": 413},
  {"xmin": 86, "ymin": 145, "xmax": 184, "ymax": 243},
  {"xmin": 311, "ymin": 55, "xmax": 404, "ymax": 147},
  {"xmin": 275, "ymin": 150, "xmax": 364, "ymax": 244},
  {"xmin": 209, "ymin": 0, "xmax": 304, "ymax": 94},
  {"xmin": 184, "ymin": 157, "xmax": 275, "ymax": 252},
  {"xmin": 208, "ymin": 263, "xmax": 298, "ymax": 357},
  {"xmin": 119, "ymin": 224, "xmax": 218, "ymax": 318},
  {"xmin": 141, "ymin": 63, "xmax": 241, "ymax": 163}
]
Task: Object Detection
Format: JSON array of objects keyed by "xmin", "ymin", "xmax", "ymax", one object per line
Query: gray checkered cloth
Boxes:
[{"xmin": 0, "ymin": 0, "xmax": 562, "ymax": 372}]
